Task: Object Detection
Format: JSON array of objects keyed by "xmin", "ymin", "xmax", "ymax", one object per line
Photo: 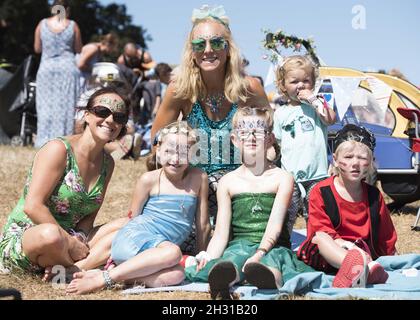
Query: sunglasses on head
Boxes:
[
  {"xmin": 89, "ymin": 106, "xmax": 128, "ymax": 125},
  {"xmin": 191, "ymin": 36, "xmax": 227, "ymax": 53}
]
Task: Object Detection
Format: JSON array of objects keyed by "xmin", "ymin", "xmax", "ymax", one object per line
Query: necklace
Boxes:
[
  {"xmin": 250, "ymin": 193, "xmax": 263, "ymax": 215},
  {"xmin": 160, "ymin": 169, "xmax": 189, "ymax": 217},
  {"xmin": 203, "ymin": 92, "xmax": 225, "ymax": 113},
  {"xmin": 178, "ymin": 172, "xmax": 189, "ymax": 217},
  {"xmin": 179, "ymin": 193, "xmax": 187, "ymax": 217}
]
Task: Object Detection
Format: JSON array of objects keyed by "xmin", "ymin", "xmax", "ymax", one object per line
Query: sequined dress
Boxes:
[{"xmin": 185, "ymin": 193, "xmax": 314, "ymax": 283}]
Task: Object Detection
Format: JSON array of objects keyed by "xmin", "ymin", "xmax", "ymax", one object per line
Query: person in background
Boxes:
[
  {"xmin": 117, "ymin": 42, "xmax": 156, "ymax": 80},
  {"xmin": 33, "ymin": 0, "xmax": 82, "ymax": 148},
  {"xmin": 77, "ymin": 33, "xmax": 118, "ymax": 92}
]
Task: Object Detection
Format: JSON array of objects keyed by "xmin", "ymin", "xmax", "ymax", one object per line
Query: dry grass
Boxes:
[{"xmin": 0, "ymin": 145, "xmax": 419, "ymax": 300}]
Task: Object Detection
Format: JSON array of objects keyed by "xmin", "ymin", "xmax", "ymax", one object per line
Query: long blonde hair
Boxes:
[{"xmin": 173, "ymin": 16, "xmax": 249, "ymax": 105}]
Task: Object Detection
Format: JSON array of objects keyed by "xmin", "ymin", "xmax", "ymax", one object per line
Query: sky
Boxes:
[{"xmin": 99, "ymin": 0, "xmax": 420, "ymax": 87}]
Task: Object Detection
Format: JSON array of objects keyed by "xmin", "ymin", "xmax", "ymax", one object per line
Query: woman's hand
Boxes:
[{"xmin": 68, "ymin": 237, "xmax": 90, "ymax": 262}]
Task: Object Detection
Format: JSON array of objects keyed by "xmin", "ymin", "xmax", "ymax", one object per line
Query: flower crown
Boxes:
[
  {"xmin": 191, "ymin": 4, "xmax": 230, "ymax": 28},
  {"xmin": 154, "ymin": 121, "xmax": 196, "ymax": 145},
  {"xmin": 262, "ymin": 29, "xmax": 319, "ymax": 67}
]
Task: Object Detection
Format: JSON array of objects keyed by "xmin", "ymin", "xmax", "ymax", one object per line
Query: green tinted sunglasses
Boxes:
[{"xmin": 191, "ymin": 37, "xmax": 228, "ymax": 52}]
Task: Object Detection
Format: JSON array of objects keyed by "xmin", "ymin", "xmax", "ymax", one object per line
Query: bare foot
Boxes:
[
  {"xmin": 42, "ymin": 266, "xmax": 53, "ymax": 282},
  {"xmin": 42, "ymin": 265, "xmax": 82, "ymax": 283},
  {"xmin": 72, "ymin": 269, "xmax": 102, "ymax": 280},
  {"xmin": 66, "ymin": 269, "xmax": 106, "ymax": 295}
]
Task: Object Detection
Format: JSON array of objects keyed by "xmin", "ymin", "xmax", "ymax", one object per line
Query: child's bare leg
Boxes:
[
  {"xmin": 87, "ymin": 217, "xmax": 129, "ymax": 248},
  {"xmin": 266, "ymin": 266, "xmax": 282, "ymax": 286},
  {"xmin": 75, "ymin": 231, "xmax": 118, "ymax": 271},
  {"xmin": 311, "ymin": 232, "xmax": 348, "ymax": 269},
  {"xmin": 107, "ymin": 242, "xmax": 182, "ymax": 281},
  {"xmin": 127, "ymin": 264, "xmax": 185, "ymax": 288},
  {"xmin": 66, "ymin": 242, "xmax": 182, "ymax": 294}
]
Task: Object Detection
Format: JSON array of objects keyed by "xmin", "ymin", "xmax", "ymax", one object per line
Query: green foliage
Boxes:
[{"xmin": 0, "ymin": 0, "xmax": 151, "ymax": 66}]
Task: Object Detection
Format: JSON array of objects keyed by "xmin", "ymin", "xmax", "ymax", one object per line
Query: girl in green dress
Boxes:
[
  {"xmin": 185, "ymin": 106, "xmax": 314, "ymax": 299},
  {"xmin": 0, "ymin": 87, "xmax": 130, "ymax": 280}
]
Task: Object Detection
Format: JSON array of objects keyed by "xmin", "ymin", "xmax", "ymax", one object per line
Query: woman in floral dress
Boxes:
[{"xmin": 0, "ymin": 87, "xmax": 129, "ymax": 279}]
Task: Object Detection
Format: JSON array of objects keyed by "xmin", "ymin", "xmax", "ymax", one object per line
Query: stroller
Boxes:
[{"xmin": 0, "ymin": 55, "xmax": 37, "ymax": 146}]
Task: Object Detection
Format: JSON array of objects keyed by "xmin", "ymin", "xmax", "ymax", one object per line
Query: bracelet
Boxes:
[
  {"xmin": 307, "ymin": 95, "xmax": 318, "ymax": 104},
  {"xmin": 256, "ymin": 247, "xmax": 268, "ymax": 256},
  {"xmin": 69, "ymin": 229, "xmax": 88, "ymax": 243},
  {"xmin": 102, "ymin": 271, "xmax": 116, "ymax": 289}
]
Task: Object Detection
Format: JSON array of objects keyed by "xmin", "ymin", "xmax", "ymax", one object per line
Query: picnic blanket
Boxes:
[
  {"xmin": 245, "ymin": 253, "xmax": 420, "ymax": 300},
  {"xmin": 122, "ymin": 229, "xmax": 420, "ymax": 300}
]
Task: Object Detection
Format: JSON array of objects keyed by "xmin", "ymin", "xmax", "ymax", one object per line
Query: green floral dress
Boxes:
[{"xmin": 0, "ymin": 137, "xmax": 109, "ymax": 273}]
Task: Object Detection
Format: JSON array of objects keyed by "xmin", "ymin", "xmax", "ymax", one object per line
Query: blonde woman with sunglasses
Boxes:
[
  {"xmin": 0, "ymin": 87, "xmax": 130, "ymax": 280},
  {"xmin": 150, "ymin": 5, "xmax": 269, "ymax": 254}
]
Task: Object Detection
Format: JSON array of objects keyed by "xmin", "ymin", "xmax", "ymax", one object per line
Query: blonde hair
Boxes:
[
  {"xmin": 275, "ymin": 55, "xmax": 319, "ymax": 100},
  {"xmin": 173, "ymin": 17, "xmax": 249, "ymax": 105},
  {"xmin": 332, "ymin": 140, "xmax": 377, "ymax": 183},
  {"xmin": 232, "ymin": 106, "xmax": 280, "ymax": 161},
  {"xmin": 146, "ymin": 121, "xmax": 197, "ymax": 171}
]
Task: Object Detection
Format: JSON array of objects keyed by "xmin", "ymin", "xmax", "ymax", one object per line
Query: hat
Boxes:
[{"xmin": 334, "ymin": 124, "xmax": 376, "ymax": 152}]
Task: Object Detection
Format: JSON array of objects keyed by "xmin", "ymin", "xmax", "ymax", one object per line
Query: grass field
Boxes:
[{"xmin": 0, "ymin": 145, "xmax": 419, "ymax": 300}]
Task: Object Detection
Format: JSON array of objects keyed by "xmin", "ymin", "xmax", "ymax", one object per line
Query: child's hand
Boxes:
[
  {"xmin": 195, "ymin": 251, "xmax": 211, "ymax": 272},
  {"xmin": 297, "ymin": 89, "xmax": 315, "ymax": 103}
]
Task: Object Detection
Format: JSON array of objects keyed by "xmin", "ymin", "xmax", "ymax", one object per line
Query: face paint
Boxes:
[
  {"xmin": 193, "ymin": 33, "xmax": 223, "ymax": 40},
  {"xmin": 97, "ymin": 96, "xmax": 126, "ymax": 113},
  {"xmin": 236, "ymin": 119, "xmax": 269, "ymax": 131},
  {"xmin": 335, "ymin": 143, "xmax": 371, "ymax": 180},
  {"xmin": 235, "ymin": 119, "xmax": 270, "ymax": 140}
]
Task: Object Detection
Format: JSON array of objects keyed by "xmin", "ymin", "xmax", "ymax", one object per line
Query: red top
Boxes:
[{"xmin": 302, "ymin": 176, "xmax": 397, "ymax": 257}]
